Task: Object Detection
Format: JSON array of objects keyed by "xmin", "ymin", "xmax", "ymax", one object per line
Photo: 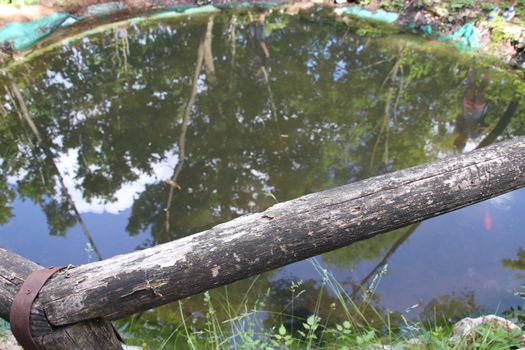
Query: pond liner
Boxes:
[
  {"xmin": 334, "ymin": 6, "xmax": 399, "ymax": 24},
  {"xmin": 81, "ymin": 1, "xmax": 127, "ymax": 17},
  {"xmin": 0, "ymin": 2, "xmax": 284, "ymax": 54},
  {"xmin": 0, "ymin": 1, "xmax": 484, "ymax": 61}
]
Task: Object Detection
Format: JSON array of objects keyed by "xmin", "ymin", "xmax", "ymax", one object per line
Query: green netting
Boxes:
[
  {"xmin": 334, "ymin": 6, "xmax": 399, "ymax": 24},
  {"xmin": 407, "ymin": 23, "xmax": 433, "ymax": 36},
  {"xmin": 0, "ymin": 12, "xmax": 70, "ymax": 51},
  {"xmin": 438, "ymin": 23, "xmax": 480, "ymax": 52}
]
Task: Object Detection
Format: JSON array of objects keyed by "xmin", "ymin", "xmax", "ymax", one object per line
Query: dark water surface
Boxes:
[{"xmin": 1, "ymin": 9, "xmax": 525, "ymax": 344}]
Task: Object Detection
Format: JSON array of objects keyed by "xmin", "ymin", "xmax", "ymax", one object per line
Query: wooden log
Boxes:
[
  {"xmin": 10, "ymin": 137, "xmax": 525, "ymax": 327},
  {"xmin": 0, "ymin": 249, "xmax": 123, "ymax": 349}
]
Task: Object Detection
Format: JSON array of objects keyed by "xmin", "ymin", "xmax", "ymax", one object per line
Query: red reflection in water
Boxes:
[{"xmin": 484, "ymin": 210, "xmax": 492, "ymax": 231}]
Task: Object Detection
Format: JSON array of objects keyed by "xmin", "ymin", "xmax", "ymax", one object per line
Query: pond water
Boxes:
[{"xmin": 1, "ymin": 9, "xmax": 525, "ymax": 345}]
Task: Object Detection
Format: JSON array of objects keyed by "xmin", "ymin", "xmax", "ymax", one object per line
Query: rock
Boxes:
[
  {"xmin": 503, "ymin": 25, "xmax": 523, "ymax": 40},
  {"xmin": 0, "ymin": 330, "xmax": 23, "ymax": 350},
  {"xmin": 429, "ymin": 5, "xmax": 449, "ymax": 18},
  {"xmin": 407, "ymin": 337, "xmax": 425, "ymax": 346},
  {"xmin": 364, "ymin": 345, "xmax": 393, "ymax": 350},
  {"xmin": 0, "ymin": 328, "xmax": 143, "ymax": 350},
  {"xmin": 450, "ymin": 315, "xmax": 525, "ymax": 346}
]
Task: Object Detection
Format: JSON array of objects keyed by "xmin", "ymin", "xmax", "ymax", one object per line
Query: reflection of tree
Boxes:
[
  {"xmin": 323, "ymin": 227, "xmax": 408, "ymax": 271},
  {"xmin": 419, "ymin": 292, "xmax": 481, "ymax": 324},
  {"xmin": 503, "ymin": 249, "xmax": 525, "ymax": 270},
  {"xmin": 263, "ymin": 276, "xmax": 403, "ymax": 335},
  {"xmin": 5, "ymin": 79, "xmax": 103, "ymax": 260},
  {"xmin": 350, "ymin": 224, "xmax": 418, "ymax": 299},
  {"xmin": 0, "ymin": 175, "xmax": 15, "ymax": 225},
  {"xmin": 0, "ymin": 13, "xmax": 523, "ymax": 249}
]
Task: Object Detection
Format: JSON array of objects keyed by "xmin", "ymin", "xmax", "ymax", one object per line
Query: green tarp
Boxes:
[
  {"xmin": 438, "ymin": 23, "xmax": 480, "ymax": 52},
  {"xmin": 0, "ymin": 12, "xmax": 70, "ymax": 51}
]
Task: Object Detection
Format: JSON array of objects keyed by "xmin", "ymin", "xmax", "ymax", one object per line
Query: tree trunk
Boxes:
[
  {"xmin": 0, "ymin": 249, "xmax": 122, "ymax": 349},
  {"xmin": 26, "ymin": 136, "xmax": 525, "ymax": 326}
]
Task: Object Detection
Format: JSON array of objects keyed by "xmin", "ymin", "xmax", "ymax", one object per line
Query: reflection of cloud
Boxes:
[
  {"xmin": 53, "ymin": 148, "xmax": 178, "ymax": 214},
  {"xmin": 489, "ymin": 192, "xmax": 515, "ymax": 211}
]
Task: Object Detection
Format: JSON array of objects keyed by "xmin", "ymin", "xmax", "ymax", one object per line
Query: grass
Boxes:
[{"xmin": 118, "ymin": 259, "xmax": 525, "ymax": 349}]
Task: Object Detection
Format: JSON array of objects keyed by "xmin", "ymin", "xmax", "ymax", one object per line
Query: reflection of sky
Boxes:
[
  {"xmin": 0, "ymin": 198, "xmax": 149, "ymax": 264},
  {"xmin": 5, "ymin": 145, "xmax": 179, "ymax": 215},
  {"xmin": 272, "ymin": 189, "xmax": 525, "ymax": 318},
  {"xmin": 53, "ymin": 147, "xmax": 178, "ymax": 214}
]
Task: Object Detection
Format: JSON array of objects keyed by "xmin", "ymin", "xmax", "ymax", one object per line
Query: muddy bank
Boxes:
[{"xmin": 0, "ymin": 0, "xmax": 524, "ymax": 67}]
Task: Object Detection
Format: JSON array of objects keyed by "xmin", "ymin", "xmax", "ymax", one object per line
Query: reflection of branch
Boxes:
[
  {"xmin": 369, "ymin": 88, "xmax": 392, "ymax": 170},
  {"xmin": 8, "ymin": 80, "xmax": 103, "ymax": 261},
  {"xmin": 351, "ymin": 224, "xmax": 418, "ymax": 299},
  {"xmin": 113, "ymin": 27, "xmax": 130, "ymax": 74},
  {"xmin": 369, "ymin": 47, "xmax": 404, "ymax": 172},
  {"xmin": 229, "ymin": 15, "xmax": 238, "ymax": 67},
  {"xmin": 354, "ymin": 58, "xmax": 394, "ymax": 72},
  {"xmin": 477, "ymin": 101, "xmax": 519, "ymax": 149},
  {"xmin": 164, "ymin": 20, "xmax": 207, "ymax": 234},
  {"xmin": 392, "ymin": 64, "xmax": 404, "ymax": 123},
  {"xmin": 203, "ymin": 16, "xmax": 217, "ymax": 85},
  {"xmin": 0, "ymin": 101, "xmax": 7, "ymax": 116},
  {"xmin": 247, "ymin": 11, "xmax": 279, "ymax": 135},
  {"xmin": 8, "ymin": 82, "xmax": 42, "ymax": 143},
  {"xmin": 261, "ymin": 66, "xmax": 280, "ymax": 134}
]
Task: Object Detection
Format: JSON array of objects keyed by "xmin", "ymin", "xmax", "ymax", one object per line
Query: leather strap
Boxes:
[{"xmin": 10, "ymin": 266, "xmax": 65, "ymax": 350}]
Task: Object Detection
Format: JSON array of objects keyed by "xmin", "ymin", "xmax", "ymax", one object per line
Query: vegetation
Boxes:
[{"xmin": 117, "ymin": 259, "xmax": 525, "ymax": 349}]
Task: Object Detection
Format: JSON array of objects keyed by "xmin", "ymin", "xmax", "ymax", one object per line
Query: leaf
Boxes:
[
  {"xmin": 307, "ymin": 315, "xmax": 318, "ymax": 326},
  {"xmin": 278, "ymin": 324, "xmax": 286, "ymax": 336}
]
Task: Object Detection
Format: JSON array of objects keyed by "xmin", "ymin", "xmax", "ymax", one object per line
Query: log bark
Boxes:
[
  {"xmin": 3, "ymin": 137, "xmax": 525, "ymax": 329},
  {"xmin": 0, "ymin": 249, "xmax": 122, "ymax": 349}
]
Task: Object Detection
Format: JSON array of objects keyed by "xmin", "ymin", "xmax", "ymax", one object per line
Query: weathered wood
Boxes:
[
  {"xmin": 0, "ymin": 249, "xmax": 123, "ymax": 349},
  {"xmin": 26, "ymin": 136, "xmax": 524, "ymax": 326}
]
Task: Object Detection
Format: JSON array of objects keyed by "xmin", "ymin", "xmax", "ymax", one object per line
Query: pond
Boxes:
[{"xmin": 0, "ymin": 8, "xmax": 524, "ymax": 346}]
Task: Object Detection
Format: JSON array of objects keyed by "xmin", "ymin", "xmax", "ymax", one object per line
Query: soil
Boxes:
[
  {"xmin": 0, "ymin": 0, "xmax": 524, "ymax": 67},
  {"xmin": 0, "ymin": 4, "xmax": 55, "ymax": 28}
]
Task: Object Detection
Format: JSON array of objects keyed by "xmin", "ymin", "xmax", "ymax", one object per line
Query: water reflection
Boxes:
[{"xmin": 0, "ymin": 9, "xmax": 525, "ymax": 341}]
